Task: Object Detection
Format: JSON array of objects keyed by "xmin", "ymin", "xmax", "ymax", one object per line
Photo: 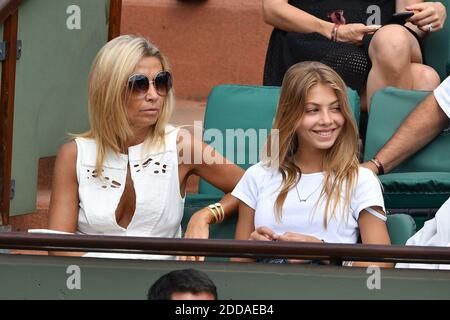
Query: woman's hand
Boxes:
[
  {"xmin": 179, "ymin": 208, "xmax": 213, "ymax": 262},
  {"xmin": 249, "ymin": 226, "xmax": 279, "ymax": 241},
  {"xmin": 184, "ymin": 208, "xmax": 212, "ymax": 239},
  {"xmin": 406, "ymin": 2, "xmax": 447, "ymax": 32},
  {"xmin": 278, "ymin": 232, "xmax": 324, "ymax": 243},
  {"xmin": 248, "ymin": 229, "xmax": 323, "ymax": 243},
  {"xmin": 336, "ymin": 23, "xmax": 381, "ymax": 45},
  {"xmin": 278, "ymin": 232, "xmax": 324, "ymax": 264},
  {"xmin": 246, "ymin": 229, "xmax": 325, "ymax": 263}
]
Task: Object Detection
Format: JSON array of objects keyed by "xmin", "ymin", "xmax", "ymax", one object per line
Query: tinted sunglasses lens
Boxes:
[
  {"xmin": 128, "ymin": 75, "xmax": 149, "ymax": 94},
  {"xmin": 154, "ymin": 71, "xmax": 172, "ymax": 96}
]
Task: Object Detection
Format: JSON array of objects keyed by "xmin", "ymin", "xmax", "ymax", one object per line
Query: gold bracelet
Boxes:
[
  {"xmin": 208, "ymin": 203, "xmax": 225, "ymax": 224},
  {"xmin": 215, "ymin": 203, "xmax": 225, "ymax": 223},
  {"xmin": 207, "ymin": 205, "xmax": 219, "ymax": 224},
  {"xmin": 208, "ymin": 204, "xmax": 221, "ymax": 224}
]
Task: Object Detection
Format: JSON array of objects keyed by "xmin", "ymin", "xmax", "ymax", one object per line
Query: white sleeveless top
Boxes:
[{"xmin": 75, "ymin": 125, "xmax": 184, "ymax": 259}]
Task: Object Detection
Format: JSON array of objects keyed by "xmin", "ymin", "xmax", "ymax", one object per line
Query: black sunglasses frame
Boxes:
[{"xmin": 127, "ymin": 70, "xmax": 173, "ymax": 97}]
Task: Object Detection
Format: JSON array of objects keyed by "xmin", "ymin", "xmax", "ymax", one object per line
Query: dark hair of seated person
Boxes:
[{"xmin": 147, "ymin": 269, "xmax": 218, "ymax": 300}]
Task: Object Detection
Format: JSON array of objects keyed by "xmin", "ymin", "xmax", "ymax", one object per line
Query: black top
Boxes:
[{"xmin": 263, "ymin": 0, "xmax": 396, "ymax": 91}]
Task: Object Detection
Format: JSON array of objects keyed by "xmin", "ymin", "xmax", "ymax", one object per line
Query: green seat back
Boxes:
[
  {"xmin": 364, "ymin": 87, "xmax": 450, "ymax": 209},
  {"xmin": 198, "ymin": 84, "xmax": 360, "ymax": 197},
  {"xmin": 386, "ymin": 214, "xmax": 417, "ymax": 245},
  {"xmin": 424, "ymin": 0, "xmax": 450, "ymax": 79},
  {"xmin": 185, "ymin": 85, "xmax": 283, "ymax": 242}
]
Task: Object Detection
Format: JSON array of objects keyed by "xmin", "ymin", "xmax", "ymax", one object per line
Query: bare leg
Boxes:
[
  {"xmin": 366, "ymin": 25, "xmax": 438, "ymax": 111},
  {"xmin": 410, "ymin": 63, "xmax": 441, "ymax": 90}
]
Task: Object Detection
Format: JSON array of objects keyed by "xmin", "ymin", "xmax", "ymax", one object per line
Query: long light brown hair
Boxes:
[
  {"xmin": 263, "ymin": 61, "xmax": 360, "ymax": 227},
  {"xmin": 78, "ymin": 35, "xmax": 174, "ymax": 175}
]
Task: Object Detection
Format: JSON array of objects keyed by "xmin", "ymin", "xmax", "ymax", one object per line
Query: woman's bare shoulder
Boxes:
[
  {"xmin": 176, "ymin": 129, "xmax": 199, "ymax": 166},
  {"xmin": 56, "ymin": 140, "xmax": 78, "ymax": 162},
  {"xmin": 176, "ymin": 128, "xmax": 196, "ymax": 148}
]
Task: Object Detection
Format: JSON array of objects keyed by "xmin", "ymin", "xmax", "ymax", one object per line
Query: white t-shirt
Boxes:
[
  {"xmin": 396, "ymin": 197, "xmax": 450, "ymax": 270},
  {"xmin": 232, "ymin": 162, "xmax": 386, "ymax": 244},
  {"xmin": 434, "ymin": 76, "xmax": 450, "ymax": 119}
]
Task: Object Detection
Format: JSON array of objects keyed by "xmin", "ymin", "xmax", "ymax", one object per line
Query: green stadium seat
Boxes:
[
  {"xmin": 386, "ymin": 213, "xmax": 417, "ymax": 245},
  {"xmin": 364, "ymin": 87, "xmax": 450, "ymax": 210},
  {"xmin": 182, "ymin": 84, "xmax": 360, "ymax": 239}
]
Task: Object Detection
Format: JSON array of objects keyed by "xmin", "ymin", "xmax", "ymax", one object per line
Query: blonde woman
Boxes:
[
  {"xmin": 47, "ymin": 35, "xmax": 243, "ymax": 259},
  {"xmin": 232, "ymin": 61, "xmax": 391, "ymax": 267}
]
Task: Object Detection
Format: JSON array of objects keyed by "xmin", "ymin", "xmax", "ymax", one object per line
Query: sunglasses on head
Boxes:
[{"xmin": 127, "ymin": 70, "xmax": 172, "ymax": 97}]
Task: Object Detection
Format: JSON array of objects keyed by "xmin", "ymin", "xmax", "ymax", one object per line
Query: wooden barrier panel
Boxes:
[{"xmin": 1, "ymin": 254, "xmax": 450, "ymax": 299}]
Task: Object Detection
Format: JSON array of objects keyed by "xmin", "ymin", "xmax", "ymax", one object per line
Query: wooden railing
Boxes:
[
  {"xmin": 108, "ymin": 0, "xmax": 122, "ymax": 40},
  {"xmin": 1, "ymin": 232, "xmax": 450, "ymax": 264},
  {"xmin": 0, "ymin": 0, "xmax": 20, "ymax": 227},
  {"xmin": 0, "ymin": 0, "xmax": 20, "ymax": 23}
]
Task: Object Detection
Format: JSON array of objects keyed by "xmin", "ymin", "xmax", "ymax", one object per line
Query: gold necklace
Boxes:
[{"xmin": 295, "ymin": 182, "xmax": 322, "ymax": 203}]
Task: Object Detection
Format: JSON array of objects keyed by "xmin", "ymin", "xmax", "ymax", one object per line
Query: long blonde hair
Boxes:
[
  {"xmin": 264, "ymin": 61, "xmax": 360, "ymax": 227},
  {"xmin": 78, "ymin": 35, "xmax": 174, "ymax": 175}
]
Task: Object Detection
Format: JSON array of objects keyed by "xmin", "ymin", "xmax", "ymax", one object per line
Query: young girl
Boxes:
[{"xmin": 232, "ymin": 61, "xmax": 391, "ymax": 267}]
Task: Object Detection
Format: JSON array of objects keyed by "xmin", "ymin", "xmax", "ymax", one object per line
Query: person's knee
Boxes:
[
  {"xmin": 413, "ymin": 65, "xmax": 441, "ymax": 90},
  {"xmin": 422, "ymin": 68, "xmax": 441, "ymax": 89},
  {"xmin": 369, "ymin": 25, "xmax": 412, "ymax": 68}
]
